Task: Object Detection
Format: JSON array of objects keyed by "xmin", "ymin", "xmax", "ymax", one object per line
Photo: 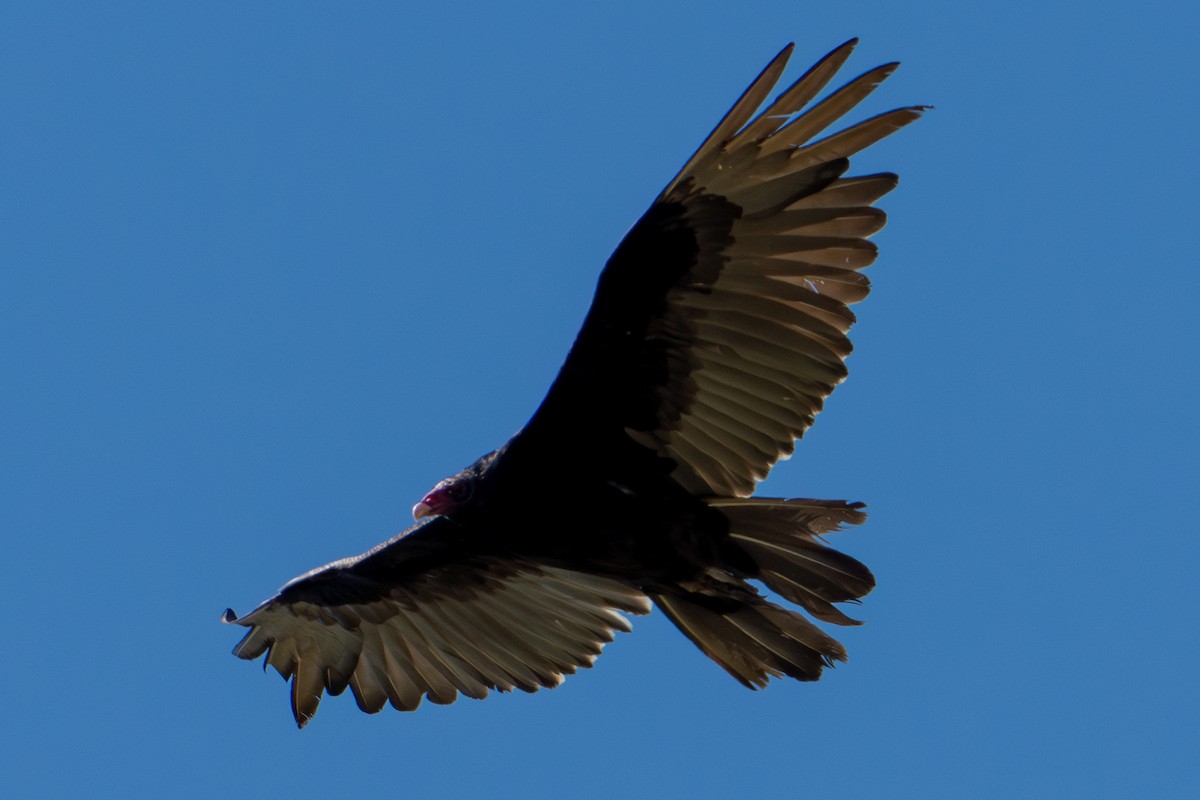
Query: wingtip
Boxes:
[
  {"xmin": 825, "ymin": 37, "xmax": 860, "ymax": 63},
  {"xmin": 291, "ymin": 701, "xmax": 313, "ymax": 729},
  {"xmin": 291, "ymin": 678, "xmax": 320, "ymax": 728},
  {"xmin": 765, "ymin": 42, "xmax": 795, "ymax": 73},
  {"xmin": 221, "ymin": 608, "xmax": 239, "ymax": 624}
]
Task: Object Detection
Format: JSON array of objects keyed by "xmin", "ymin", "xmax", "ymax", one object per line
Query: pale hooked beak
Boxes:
[{"xmin": 412, "ymin": 498, "xmax": 434, "ymax": 520}]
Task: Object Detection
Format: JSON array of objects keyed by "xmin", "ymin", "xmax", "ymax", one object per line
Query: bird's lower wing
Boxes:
[{"xmin": 224, "ymin": 519, "xmax": 650, "ymax": 727}]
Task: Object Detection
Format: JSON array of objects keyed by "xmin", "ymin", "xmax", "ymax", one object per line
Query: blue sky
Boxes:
[{"xmin": 3, "ymin": 2, "xmax": 1197, "ymax": 797}]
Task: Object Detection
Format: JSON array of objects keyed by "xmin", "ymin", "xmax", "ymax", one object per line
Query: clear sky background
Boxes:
[{"xmin": 3, "ymin": 2, "xmax": 1197, "ymax": 798}]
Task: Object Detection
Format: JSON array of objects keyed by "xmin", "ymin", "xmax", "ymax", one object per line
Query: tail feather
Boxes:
[
  {"xmin": 653, "ymin": 591, "xmax": 846, "ymax": 688},
  {"xmin": 652, "ymin": 496, "xmax": 873, "ymax": 688},
  {"xmin": 711, "ymin": 497, "xmax": 874, "ymax": 624}
]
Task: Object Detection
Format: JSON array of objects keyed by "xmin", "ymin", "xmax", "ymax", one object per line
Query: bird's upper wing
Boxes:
[
  {"xmin": 224, "ymin": 516, "xmax": 650, "ymax": 727},
  {"xmin": 519, "ymin": 40, "xmax": 924, "ymax": 496}
]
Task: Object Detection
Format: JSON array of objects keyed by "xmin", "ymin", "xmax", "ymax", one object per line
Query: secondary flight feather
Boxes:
[{"xmin": 225, "ymin": 39, "xmax": 923, "ymax": 728}]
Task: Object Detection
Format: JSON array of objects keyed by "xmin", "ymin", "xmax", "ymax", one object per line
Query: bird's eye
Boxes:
[{"xmin": 443, "ymin": 478, "xmax": 474, "ymax": 503}]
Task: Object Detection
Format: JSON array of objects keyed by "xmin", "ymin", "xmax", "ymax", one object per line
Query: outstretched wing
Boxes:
[
  {"xmin": 521, "ymin": 40, "xmax": 924, "ymax": 496},
  {"xmin": 224, "ymin": 516, "xmax": 650, "ymax": 727}
]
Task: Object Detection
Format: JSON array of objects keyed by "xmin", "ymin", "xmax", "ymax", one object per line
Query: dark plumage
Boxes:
[{"xmin": 224, "ymin": 39, "xmax": 923, "ymax": 727}]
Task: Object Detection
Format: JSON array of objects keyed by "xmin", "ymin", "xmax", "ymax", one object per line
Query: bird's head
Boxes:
[
  {"xmin": 412, "ymin": 474, "xmax": 476, "ymax": 520},
  {"xmin": 411, "ymin": 449, "xmax": 502, "ymax": 520}
]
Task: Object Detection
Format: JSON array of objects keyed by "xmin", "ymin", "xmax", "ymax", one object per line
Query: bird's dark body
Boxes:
[
  {"xmin": 415, "ymin": 440, "xmax": 744, "ymax": 594},
  {"xmin": 225, "ymin": 39, "xmax": 922, "ymax": 727}
]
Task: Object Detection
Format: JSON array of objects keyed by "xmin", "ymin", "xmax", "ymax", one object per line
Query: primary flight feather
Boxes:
[{"xmin": 225, "ymin": 39, "xmax": 923, "ymax": 728}]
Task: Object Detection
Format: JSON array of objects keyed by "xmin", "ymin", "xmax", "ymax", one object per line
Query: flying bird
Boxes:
[{"xmin": 224, "ymin": 39, "xmax": 923, "ymax": 728}]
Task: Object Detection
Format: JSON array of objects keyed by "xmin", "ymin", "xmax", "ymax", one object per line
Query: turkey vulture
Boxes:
[{"xmin": 224, "ymin": 39, "xmax": 923, "ymax": 727}]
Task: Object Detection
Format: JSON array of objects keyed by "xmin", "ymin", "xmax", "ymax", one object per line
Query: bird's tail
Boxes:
[{"xmin": 652, "ymin": 497, "xmax": 873, "ymax": 688}]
